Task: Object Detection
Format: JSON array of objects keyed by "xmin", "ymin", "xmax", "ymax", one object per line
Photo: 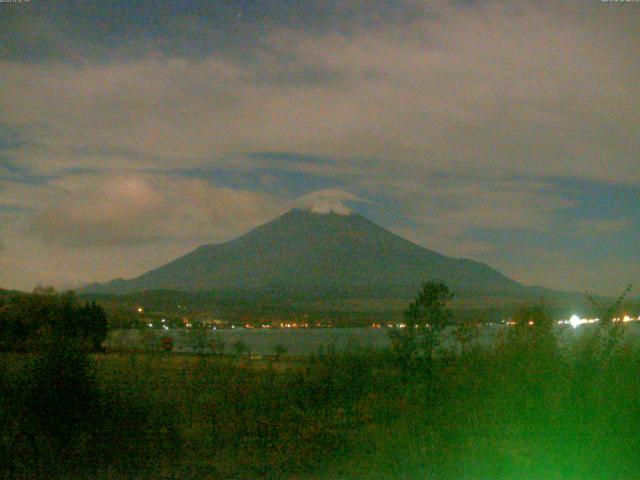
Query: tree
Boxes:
[
  {"xmin": 32, "ymin": 285, "xmax": 57, "ymax": 296},
  {"xmin": 273, "ymin": 344, "xmax": 287, "ymax": 361},
  {"xmin": 210, "ymin": 332, "xmax": 226, "ymax": 356},
  {"xmin": 389, "ymin": 281, "xmax": 453, "ymax": 371},
  {"xmin": 583, "ymin": 284, "xmax": 633, "ymax": 362},
  {"xmin": 0, "ymin": 290, "xmax": 108, "ymax": 352},
  {"xmin": 77, "ymin": 302, "xmax": 108, "ymax": 351},
  {"xmin": 188, "ymin": 326, "xmax": 209, "ymax": 354},
  {"xmin": 587, "ymin": 284, "xmax": 632, "ymax": 326},
  {"xmin": 50, "ymin": 293, "xmax": 107, "ymax": 352},
  {"xmin": 161, "ymin": 336, "xmax": 174, "ymax": 352},
  {"xmin": 455, "ymin": 317, "xmax": 480, "ymax": 355},
  {"xmin": 511, "ymin": 300, "xmax": 554, "ymax": 338},
  {"xmin": 506, "ymin": 299, "xmax": 557, "ymax": 359},
  {"xmin": 232, "ymin": 340, "xmax": 248, "ymax": 358}
]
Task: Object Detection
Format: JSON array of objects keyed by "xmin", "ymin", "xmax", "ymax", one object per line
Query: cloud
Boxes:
[
  {"xmin": 0, "ymin": 0, "xmax": 638, "ymax": 294},
  {"xmin": 28, "ymin": 173, "xmax": 283, "ymax": 247},
  {"xmin": 501, "ymin": 250, "xmax": 638, "ymax": 297},
  {"xmin": 1, "ymin": 0, "xmax": 637, "ymax": 183},
  {"xmin": 0, "ymin": 183, "xmax": 369, "ymax": 289},
  {"xmin": 247, "ymin": 152, "xmax": 335, "ymax": 166},
  {"xmin": 0, "ymin": 172, "xmax": 288, "ymax": 290},
  {"xmin": 575, "ymin": 218, "xmax": 632, "ymax": 236},
  {"xmin": 292, "ymin": 189, "xmax": 368, "ymax": 215},
  {"xmin": 377, "ymin": 175, "xmax": 572, "ymax": 247}
]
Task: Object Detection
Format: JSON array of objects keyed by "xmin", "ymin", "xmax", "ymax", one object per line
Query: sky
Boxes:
[{"xmin": 0, "ymin": 0, "xmax": 638, "ymax": 296}]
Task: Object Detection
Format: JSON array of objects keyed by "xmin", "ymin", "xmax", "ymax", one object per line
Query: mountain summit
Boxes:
[{"xmin": 86, "ymin": 208, "xmax": 522, "ymax": 297}]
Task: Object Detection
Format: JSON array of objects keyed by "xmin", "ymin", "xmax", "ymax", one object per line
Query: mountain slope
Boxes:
[{"xmin": 86, "ymin": 209, "xmax": 523, "ymax": 297}]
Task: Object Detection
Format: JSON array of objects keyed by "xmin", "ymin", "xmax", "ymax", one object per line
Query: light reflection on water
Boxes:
[{"xmin": 107, "ymin": 323, "xmax": 640, "ymax": 355}]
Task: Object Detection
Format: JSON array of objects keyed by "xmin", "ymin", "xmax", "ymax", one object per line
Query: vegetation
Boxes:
[
  {"xmin": 81, "ymin": 286, "xmax": 605, "ymax": 329},
  {"xmin": 0, "ymin": 289, "xmax": 107, "ymax": 352},
  {"xmin": 1, "ymin": 285, "xmax": 640, "ymax": 479},
  {"xmin": 273, "ymin": 343, "xmax": 287, "ymax": 360},
  {"xmin": 389, "ymin": 281, "xmax": 453, "ymax": 371}
]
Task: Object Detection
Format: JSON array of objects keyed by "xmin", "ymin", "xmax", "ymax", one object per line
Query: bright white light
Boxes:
[
  {"xmin": 560, "ymin": 316, "xmax": 605, "ymax": 327},
  {"xmin": 569, "ymin": 315, "xmax": 582, "ymax": 329},
  {"xmin": 148, "ymin": 323, "xmax": 153, "ymax": 328}
]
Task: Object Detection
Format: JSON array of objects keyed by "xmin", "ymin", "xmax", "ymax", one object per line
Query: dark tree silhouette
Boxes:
[
  {"xmin": 390, "ymin": 281, "xmax": 453, "ymax": 371},
  {"xmin": 0, "ymin": 290, "xmax": 108, "ymax": 352}
]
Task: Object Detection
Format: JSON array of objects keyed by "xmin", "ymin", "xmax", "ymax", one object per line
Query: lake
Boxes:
[{"xmin": 106, "ymin": 323, "xmax": 640, "ymax": 355}]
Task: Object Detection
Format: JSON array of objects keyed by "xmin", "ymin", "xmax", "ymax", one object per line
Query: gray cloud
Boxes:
[
  {"xmin": 0, "ymin": 0, "xmax": 638, "ymax": 294},
  {"xmin": 27, "ymin": 174, "xmax": 284, "ymax": 247},
  {"xmin": 1, "ymin": 1, "xmax": 637, "ymax": 183},
  {"xmin": 247, "ymin": 152, "xmax": 336, "ymax": 165},
  {"xmin": 381, "ymin": 176, "xmax": 574, "ymax": 256}
]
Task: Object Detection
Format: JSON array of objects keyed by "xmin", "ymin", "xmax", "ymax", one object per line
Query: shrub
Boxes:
[{"xmin": 161, "ymin": 335, "xmax": 174, "ymax": 352}]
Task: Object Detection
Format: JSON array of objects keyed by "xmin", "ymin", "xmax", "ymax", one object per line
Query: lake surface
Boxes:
[
  {"xmin": 106, "ymin": 323, "xmax": 640, "ymax": 355},
  {"xmin": 108, "ymin": 327, "xmax": 393, "ymax": 355}
]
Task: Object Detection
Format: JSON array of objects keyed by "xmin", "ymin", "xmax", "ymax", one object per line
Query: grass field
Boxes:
[{"xmin": 3, "ymin": 324, "xmax": 640, "ymax": 479}]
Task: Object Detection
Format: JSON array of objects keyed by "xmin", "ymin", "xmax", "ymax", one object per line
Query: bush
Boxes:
[
  {"xmin": 2, "ymin": 347, "xmax": 181, "ymax": 478},
  {"xmin": 0, "ymin": 290, "xmax": 107, "ymax": 353}
]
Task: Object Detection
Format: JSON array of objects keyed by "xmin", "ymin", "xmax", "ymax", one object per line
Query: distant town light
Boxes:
[{"xmin": 137, "ymin": 307, "xmax": 144, "ymax": 313}]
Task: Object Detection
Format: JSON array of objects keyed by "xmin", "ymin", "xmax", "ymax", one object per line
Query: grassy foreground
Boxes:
[{"xmin": 2, "ymin": 325, "xmax": 640, "ymax": 479}]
